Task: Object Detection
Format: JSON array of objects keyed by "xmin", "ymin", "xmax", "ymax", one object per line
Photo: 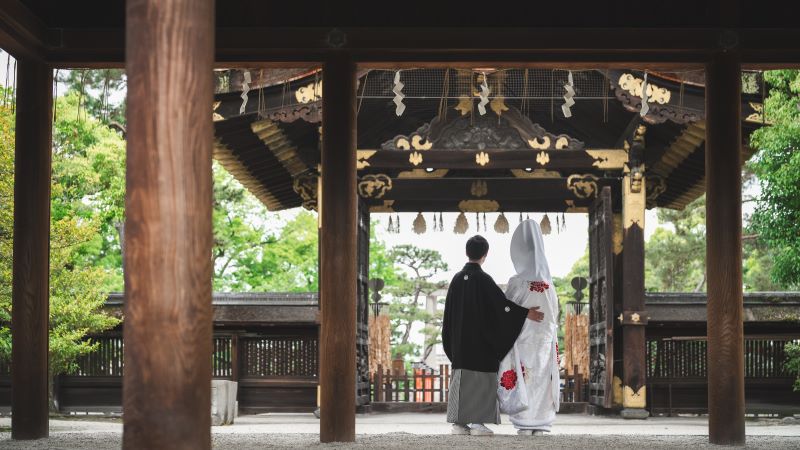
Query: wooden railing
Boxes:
[
  {"xmin": 561, "ymin": 365, "xmax": 586, "ymax": 403},
  {"xmin": 372, "ymin": 365, "xmax": 450, "ymax": 403}
]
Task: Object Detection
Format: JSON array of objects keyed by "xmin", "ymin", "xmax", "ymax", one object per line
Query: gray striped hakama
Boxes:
[{"xmin": 446, "ymin": 368, "xmax": 501, "ymax": 425}]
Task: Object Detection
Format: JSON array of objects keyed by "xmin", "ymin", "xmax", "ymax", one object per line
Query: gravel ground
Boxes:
[
  {"xmin": 0, "ymin": 433, "xmax": 799, "ymax": 449},
  {"xmin": 1, "ymin": 413, "xmax": 798, "ymax": 449}
]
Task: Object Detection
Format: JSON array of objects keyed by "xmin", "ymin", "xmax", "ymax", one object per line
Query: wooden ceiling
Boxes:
[{"xmin": 1, "ymin": 1, "xmax": 799, "ymax": 66}]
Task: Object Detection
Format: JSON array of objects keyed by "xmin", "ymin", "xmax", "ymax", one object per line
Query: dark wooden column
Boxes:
[
  {"xmin": 123, "ymin": 0, "xmax": 215, "ymax": 448},
  {"xmin": 619, "ymin": 128, "xmax": 648, "ymax": 419},
  {"xmin": 705, "ymin": 51, "xmax": 744, "ymax": 446},
  {"xmin": 11, "ymin": 59, "xmax": 53, "ymax": 440},
  {"xmin": 319, "ymin": 51, "xmax": 358, "ymax": 443}
]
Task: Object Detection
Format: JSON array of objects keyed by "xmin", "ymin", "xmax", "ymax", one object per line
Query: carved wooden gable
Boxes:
[{"xmin": 381, "ymin": 106, "xmax": 584, "ymax": 151}]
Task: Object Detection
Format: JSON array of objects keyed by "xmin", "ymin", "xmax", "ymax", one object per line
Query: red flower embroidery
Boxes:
[
  {"xmin": 556, "ymin": 341, "xmax": 560, "ymax": 365},
  {"xmin": 529, "ymin": 281, "xmax": 550, "ymax": 292},
  {"xmin": 500, "ymin": 369, "xmax": 517, "ymax": 390}
]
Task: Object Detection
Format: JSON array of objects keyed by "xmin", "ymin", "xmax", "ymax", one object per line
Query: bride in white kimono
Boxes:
[{"xmin": 498, "ymin": 219, "xmax": 560, "ymax": 435}]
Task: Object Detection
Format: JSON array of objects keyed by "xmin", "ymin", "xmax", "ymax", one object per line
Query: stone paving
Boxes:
[{"xmin": 0, "ymin": 413, "xmax": 798, "ymax": 449}]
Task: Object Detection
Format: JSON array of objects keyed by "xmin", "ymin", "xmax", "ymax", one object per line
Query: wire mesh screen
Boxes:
[{"xmin": 360, "ymin": 69, "xmax": 617, "ymax": 100}]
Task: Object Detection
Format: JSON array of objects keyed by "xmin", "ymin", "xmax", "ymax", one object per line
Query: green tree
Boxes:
[
  {"xmin": 383, "ymin": 245, "xmax": 449, "ymax": 360},
  {"xmin": 748, "ymin": 69, "xmax": 800, "ymax": 288},
  {"xmin": 56, "ymin": 69, "xmax": 127, "ymax": 127},
  {"xmin": 645, "ymin": 196, "xmax": 707, "ymax": 292},
  {"xmin": 0, "ymin": 104, "xmax": 120, "ymax": 410},
  {"xmin": 786, "ymin": 343, "xmax": 800, "ymax": 392}
]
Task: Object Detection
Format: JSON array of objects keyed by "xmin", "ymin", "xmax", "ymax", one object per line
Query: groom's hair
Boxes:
[{"xmin": 466, "ymin": 235, "xmax": 489, "ymax": 260}]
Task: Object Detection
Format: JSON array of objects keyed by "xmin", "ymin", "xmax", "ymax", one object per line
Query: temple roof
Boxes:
[{"xmin": 212, "ymin": 68, "xmax": 765, "ymax": 213}]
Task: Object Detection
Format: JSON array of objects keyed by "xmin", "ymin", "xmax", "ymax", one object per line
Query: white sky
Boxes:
[{"xmin": 369, "ymin": 210, "xmax": 660, "ymax": 283}]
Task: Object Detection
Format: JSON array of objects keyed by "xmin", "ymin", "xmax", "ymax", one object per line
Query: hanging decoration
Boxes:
[
  {"xmin": 494, "ymin": 213, "xmax": 510, "ymax": 234},
  {"xmin": 395, "ymin": 213, "xmax": 401, "ymax": 233},
  {"xmin": 639, "ymin": 71, "xmax": 650, "ymax": 117},
  {"xmin": 454, "ymin": 212, "xmax": 469, "ymax": 234},
  {"xmin": 438, "ymin": 212, "xmax": 444, "ymax": 232},
  {"xmin": 387, "ymin": 215, "xmax": 394, "ymax": 233},
  {"xmin": 478, "ymin": 72, "xmax": 491, "ymax": 116},
  {"xmin": 483, "ymin": 212, "xmax": 487, "ymax": 231},
  {"xmin": 540, "ymin": 214, "xmax": 552, "ymax": 235},
  {"xmin": 561, "ymin": 212, "xmax": 567, "ymax": 232},
  {"xmin": 239, "ymin": 70, "xmax": 251, "ymax": 114},
  {"xmin": 413, "ymin": 212, "xmax": 426, "ymax": 234},
  {"xmin": 475, "ymin": 212, "xmax": 481, "ymax": 232},
  {"xmin": 562, "ymin": 70, "xmax": 575, "ymax": 118},
  {"xmin": 519, "ymin": 212, "xmax": 523, "ymax": 223},
  {"xmin": 392, "ymin": 71, "xmax": 406, "ymax": 116},
  {"xmin": 556, "ymin": 214, "xmax": 561, "ymax": 234}
]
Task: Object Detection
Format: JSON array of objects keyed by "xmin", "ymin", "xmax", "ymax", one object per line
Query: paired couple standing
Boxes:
[{"xmin": 442, "ymin": 219, "xmax": 560, "ymax": 437}]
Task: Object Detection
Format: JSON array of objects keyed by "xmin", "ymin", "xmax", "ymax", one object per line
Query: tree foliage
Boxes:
[
  {"xmin": 0, "ymin": 103, "xmax": 121, "ymax": 408},
  {"xmin": 380, "ymin": 244, "xmax": 448, "ymax": 360},
  {"xmin": 748, "ymin": 69, "xmax": 800, "ymax": 288}
]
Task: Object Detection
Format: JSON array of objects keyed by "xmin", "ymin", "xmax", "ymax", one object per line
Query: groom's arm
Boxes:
[{"xmin": 486, "ymin": 277, "xmax": 544, "ymax": 322}]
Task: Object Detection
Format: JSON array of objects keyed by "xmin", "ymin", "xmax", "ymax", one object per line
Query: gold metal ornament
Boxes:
[
  {"xmin": 295, "ymin": 80, "xmax": 323, "ymax": 103},
  {"xmin": 618, "ymin": 73, "xmax": 670, "ymax": 104},
  {"xmin": 586, "ymin": 149, "xmax": 628, "ymax": 170},
  {"xmin": 528, "ymin": 136, "xmax": 551, "ymax": 150},
  {"xmin": 494, "ymin": 213, "xmax": 510, "ymax": 233},
  {"xmin": 369, "ymin": 200, "xmax": 395, "ymax": 213},
  {"xmin": 458, "ymin": 199, "xmax": 500, "ymax": 212},
  {"xmin": 555, "ymin": 137, "xmax": 569, "ymax": 149},
  {"xmin": 566, "ymin": 174, "xmax": 599, "ymax": 199},
  {"xmin": 511, "ymin": 168, "xmax": 561, "ymax": 179},
  {"xmin": 470, "ymin": 180, "xmax": 488, "ymax": 197},
  {"xmin": 357, "ymin": 174, "xmax": 393, "ymax": 199},
  {"xmin": 413, "ymin": 212, "xmax": 427, "ymax": 234},
  {"xmin": 536, "ymin": 151, "xmax": 550, "ymax": 166},
  {"xmin": 475, "ymin": 152, "xmax": 490, "ymax": 166},
  {"xmin": 409, "ymin": 151, "xmax": 423, "ymax": 166},
  {"xmin": 356, "ymin": 150, "xmax": 376, "ymax": 169},
  {"xmin": 453, "ymin": 212, "xmax": 469, "ymax": 234}
]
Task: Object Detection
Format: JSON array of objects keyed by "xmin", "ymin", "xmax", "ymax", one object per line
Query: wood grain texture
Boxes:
[
  {"xmin": 705, "ymin": 51, "xmax": 745, "ymax": 446},
  {"xmin": 11, "ymin": 58, "xmax": 52, "ymax": 440},
  {"xmin": 319, "ymin": 52, "xmax": 358, "ymax": 443},
  {"xmin": 123, "ymin": 0, "xmax": 214, "ymax": 448}
]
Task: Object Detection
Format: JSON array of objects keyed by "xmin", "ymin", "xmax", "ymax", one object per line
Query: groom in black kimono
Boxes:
[{"xmin": 442, "ymin": 235, "xmax": 544, "ymax": 436}]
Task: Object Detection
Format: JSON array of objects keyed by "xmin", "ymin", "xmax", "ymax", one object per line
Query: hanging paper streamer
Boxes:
[
  {"xmin": 494, "ymin": 213, "xmax": 509, "ymax": 234},
  {"xmin": 639, "ymin": 71, "xmax": 650, "ymax": 117},
  {"xmin": 556, "ymin": 215, "xmax": 561, "ymax": 234},
  {"xmin": 540, "ymin": 214, "xmax": 552, "ymax": 235},
  {"xmin": 413, "ymin": 212, "xmax": 427, "ymax": 234},
  {"xmin": 454, "ymin": 212, "xmax": 469, "ymax": 234},
  {"xmin": 387, "ymin": 215, "xmax": 394, "ymax": 233},
  {"xmin": 483, "ymin": 212, "xmax": 487, "ymax": 231},
  {"xmin": 395, "ymin": 213, "xmax": 401, "ymax": 234},
  {"xmin": 478, "ymin": 72, "xmax": 490, "ymax": 116},
  {"xmin": 239, "ymin": 70, "xmax": 251, "ymax": 114},
  {"xmin": 561, "ymin": 71, "xmax": 575, "ymax": 118},
  {"xmin": 438, "ymin": 212, "xmax": 444, "ymax": 232},
  {"xmin": 392, "ymin": 71, "xmax": 406, "ymax": 116},
  {"xmin": 561, "ymin": 212, "xmax": 567, "ymax": 232},
  {"xmin": 519, "ymin": 212, "xmax": 523, "ymax": 223}
]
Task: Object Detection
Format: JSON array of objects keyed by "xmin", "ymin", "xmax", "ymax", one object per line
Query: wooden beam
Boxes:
[
  {"xmin": 123, "ymin": 0, "xmax": 214, "ymax": 448},
  {"xmin": 365, "ymin": 199, "xmax": 594, "ymax": 213},
  {"xmin": 0, "ymin": 0, "xmax": 48, "ymax": 60},
  {"xmin": 357, "ymin": 149, "xmax": 627, "ymax": 171},
  {"xmin": 365, "ymin": 177, "xmax": 620, "ymax": 202},
  {"xmin": 319, "ymin": 51, "xmax": 358, "ymax": 443},
  {"xmin": 39, "ymin": 27, "xmax": 800, "ymax": 68},
  {"xmin": 11, "ymin": 58, "xmax": 52, "ymax": 440},
  {"xmin": 705, "ymin": 51, "xmax": 745, "ymax": 446}
]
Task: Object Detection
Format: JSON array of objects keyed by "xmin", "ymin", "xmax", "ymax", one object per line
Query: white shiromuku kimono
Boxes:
[{"xmin": 498, "ymin": 219, "xmax": 560, "ymax": 431}]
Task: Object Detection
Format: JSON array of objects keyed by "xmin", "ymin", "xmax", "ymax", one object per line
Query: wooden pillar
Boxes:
[
  {"xmin": 123, "ymin": 0, "xmax": 215, "ymax": 448},
  {"xmin": 319, "ymin": 51, "xmax": 358, "ymax": 443},
  {"xmin": 705, "ymin": 51, "xmax": 744, "ymax": 446},
  {"xmin": 11, "ymin": 59, "xmax": 53, "ymax": 440},
  {"xmin": 619, "ymin": 127, "xmax": 648, "ymax": 419}
]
